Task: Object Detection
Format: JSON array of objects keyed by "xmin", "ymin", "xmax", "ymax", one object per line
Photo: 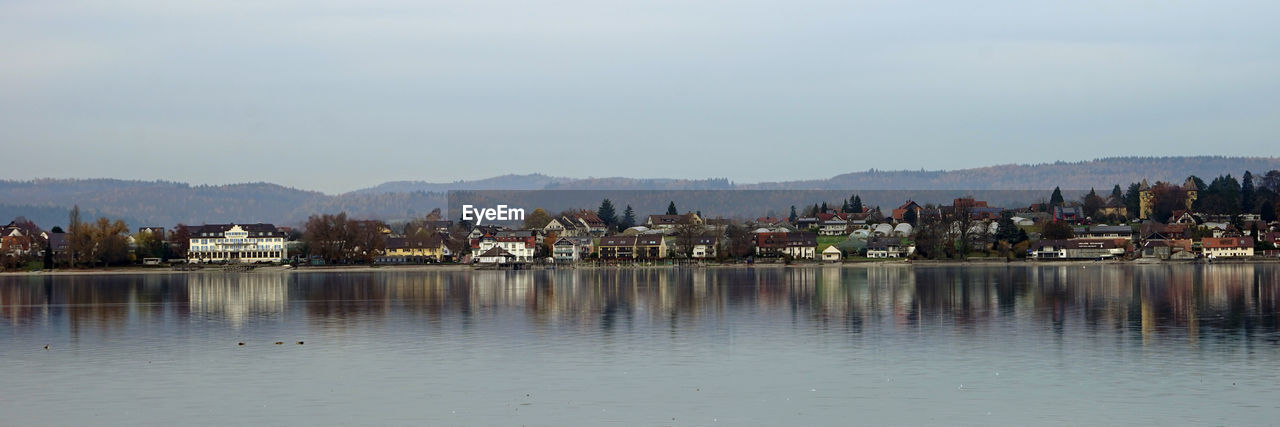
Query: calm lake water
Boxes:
[{"xmin": 2, "ymin": 265, "xmax": 1279, "ymax": 426}]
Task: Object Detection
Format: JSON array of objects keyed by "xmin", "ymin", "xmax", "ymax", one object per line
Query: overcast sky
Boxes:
[{"xmin": 3, "ymin": 1, "xmax": 1278, "ymax": 194}]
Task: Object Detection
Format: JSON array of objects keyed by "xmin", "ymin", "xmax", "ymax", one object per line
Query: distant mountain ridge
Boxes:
[
  {"xmin": 3, "ymin": 156, "xmax": 1277, "ymax": 228},
  {"xmin": 350, "ymin": 173, "xmax": 572, "ymax": 194}
]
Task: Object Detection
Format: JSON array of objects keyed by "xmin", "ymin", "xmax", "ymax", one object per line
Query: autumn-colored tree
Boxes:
[
  {"xmin": 170, "ymin": 224, "xmax": 191, "ymax": 258},
  {"xmin": 1148, "ymin": 182, "xmax": 1190, "ymax": 222},
  {"xmin": 724, "ymin": 224, "xmax": 754, "ymax": 259},
  {"xmin": 132, "ymin": 229, "xmax": 166, "ymax": 260},
  {"xmin": 1080, "ymin": 188, "xmax": 1106, "ymax": 219},
  {"xmin": 1041, "ymin": 221, "xmax": 1075, "ymax": 240},
  {"xmin": 67, "ymin": 205, "xmax": 93, "ymax": 268},
  {"xmin": 523, "ymin": 208, "xmax": 552, "ymax": 230},
  {"xmin": 89, "ymin": 217, "xmax": 131, "ymax": 266}
]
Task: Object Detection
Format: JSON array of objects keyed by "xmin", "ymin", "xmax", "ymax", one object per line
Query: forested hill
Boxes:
[
  {"xmin": 2, "ymin": 156, "xmax": 1277, "ymax": 228},
  {"xmin": 349, "ymin": 174, "xmax": 571, "ymax": 194},
  {"xmin": 744, "ymin": 157, "xmax": 1280, "ymax": 190},
  {"xmin": 0, "ymin": 179, "xmax": 445, "ymax": 229}
]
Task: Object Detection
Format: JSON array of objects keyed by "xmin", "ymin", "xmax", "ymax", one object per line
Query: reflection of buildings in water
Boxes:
[
  {"xmin": 187, "ymin": 273, "xmax": 287, "ymax": 328},
  {"xmin": 257, "ymin": 265, "xmax": 1280, "ymax": 340}
]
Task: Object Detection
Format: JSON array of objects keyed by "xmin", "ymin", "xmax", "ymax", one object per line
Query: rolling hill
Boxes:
[{"xmin": 2, "ymin": 156, "xmax": 1276, "ymax": 229}]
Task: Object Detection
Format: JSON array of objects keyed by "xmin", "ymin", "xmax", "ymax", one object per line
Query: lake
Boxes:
[{"xmin": 2, "ymin": 264, "xmax": 1279, "ymax": 426}]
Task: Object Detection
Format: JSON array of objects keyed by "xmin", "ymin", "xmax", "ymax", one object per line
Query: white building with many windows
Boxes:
[{"xmin": 187, "ymin": 223, "xmax": 288, "ymax": 263}]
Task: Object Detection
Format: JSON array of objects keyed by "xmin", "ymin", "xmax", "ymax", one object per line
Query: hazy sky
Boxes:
[{"xmin": 3, "ymin": 1, "xmax": 1278, "ymax": 194}]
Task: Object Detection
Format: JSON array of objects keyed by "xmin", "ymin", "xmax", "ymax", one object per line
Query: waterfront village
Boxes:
[{"xmin": 2, "ymin": 174, "xmax": 1280, "ymax": 271}]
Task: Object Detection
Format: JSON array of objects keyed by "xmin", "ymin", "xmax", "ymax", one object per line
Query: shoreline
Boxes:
[{"xmin": 3, "ymin": 257, "xmax": 1277, "ymax": 276}]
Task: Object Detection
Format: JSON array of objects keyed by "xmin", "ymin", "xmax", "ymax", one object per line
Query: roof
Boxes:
[
  {"xmin": 599, "ymin": 236, "xmax": 638, "ymax": 247},
  {"xmin": 785, "ymin": 232, "xmax": 817, "ymax": 246},
  {"xmin": 46, "ymin": 232, "xmax": 67, "ymax": 249},
  {"xmin": 190, "ymin": 223, "xmax": 284, "ymax": 237},
  {"xmin": 867, "ymin": 237, "xmax": 902, "ymax": 250},
  {"xmin": 636, "ymin": 235, "xmax": 664, "ymax": 246},
  {"xmin": 478, "ymin": 246, "xmax": 514, "ymax": 257},
  {"xmin": 386, "ymin": 235, "xmax": 443, "ymax": 250},
  {"xmin": 648, "ymin": 213, "xmax": 701, "ymax": 226},
  {"xmin": 1033, "ymin": 239, "xmax": 1122, "ymax": 250},
  {"xmin": 1075, "ymin": 225, "xmax": 1133, "ymax": 235},
  {"xmin": 570, "ymin": 211, "xmax": 605, "ymax": 226},
  {"xmin": 1202, "ymin": 237, "xmax": 1253, "ymax": 249}
]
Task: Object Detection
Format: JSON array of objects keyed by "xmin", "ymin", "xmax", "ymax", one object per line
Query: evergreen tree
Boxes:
[
  {"xmin": 1202, "ymin": 175, "xmax": 1242, "ymax": 214},
  {"xmin": 666, "ymin": 201, "xmax": 678, "ymax": 215},
  {"xmin": 597, "ymin": 199, "xmax": 618, "ymax": 228},
  {"xmin": 1124, "ymin": 183, "xmax": 1142, "ymax": 218},
  {"xmin": 1242, "ymin": 171, "xmax": 1256, "ymax": 213},
  {"xmin": 1262, "ymin": 201, "xmax": 1277, "ymax": 222},
  {"xmin": 903, "ymin": 207, "xmax": 918, "ymax": 226},
  {"xmin": 619, "ymin": 205, "xmax": 636, "ymax": 231},
  {"xmin": 789, "ymin": 206, "xmax": 798, "ymax": 223},
  {"xmin": 851, "ymin": 195, "xmax": 863, "ymax": 213},
  {"xmin": 995, "ymin": 211, "xmax": 1023, "ymax": 243},
  {"xmin": 1109, "ymin": 185, "xmax": 1124, "ymax": 206},
  {"xmin": 841, "ymin": 200, "xmax": 850, "ymax": 213},
  {"xmin": 1081, "ymin": 188, "xmax": 1105, "ymax": 219},
  {"xmin": 1049, "ymin": 187, "xmax": 1065, "ymax": 208},
  {"xmin": 820, "ymin": 201, "xmax": 828, "ymax": 213}
]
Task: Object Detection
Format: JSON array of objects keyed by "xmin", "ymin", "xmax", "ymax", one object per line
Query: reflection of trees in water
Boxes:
[
  {"xmin": 3, "ymin": 265, "xmax": 1278, "ymax": 340},
  {"xmin": 0, "ymin": 274, "xmax": 188, "ymax": 336}
]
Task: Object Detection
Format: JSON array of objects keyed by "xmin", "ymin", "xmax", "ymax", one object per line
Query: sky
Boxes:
[{"xmin": 3, "ymin": 1, "xmax": 1278, "ymax": 194}]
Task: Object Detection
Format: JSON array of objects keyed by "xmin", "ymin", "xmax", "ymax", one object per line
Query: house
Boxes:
[
  {"xmin": 1030, "ymin": 239, "xmax": 1126, "ymax": 260},
  {"xmin": 892, "ymin": 200, "xmax": 923, "ymax": 222},
  {"xmin": 949, "ymin": 198, "xmax": 1003, "ymax": 220},
  {"xmin": 1141, "ymin": 222, "xmax": 1190, "ymax": 240},
  {"xmin": 756, "ymin": 232, "xmax": 817, "ymax": 259},
  {"xmin": 753, "ymin": 232, "xmax": 787, "ymax": 258},
  {"xmin": 634, "ymin": 234, "xmax": 666, "ymax": 259},
  {"xmin": 137, "ymin": 227, "xmax": 167, "ymax": 241},
  {"xmin": 543, "ymin": 217, "xmax": 580, "ymax": 237},
  {"xmin": 553, "ymin": 236, "xmax": 593, "ymax": 263},
  {"xmin": 1072, "ymin": 225, "xmax": 1134, "ymax": 240},
  {"xmin": 45, "ymin": 232, "xmax": 68, "ymax": 257},
  {"xmin": 1265, "ymin": 232, "xmax": 1280, "ymax": 247},
  {"xmin": 793, "ymin": 217, "xmax": 818, "ymax": 230},
  {"xmin": 569, "ymin": 211, "xmax": 609, "ymax": 236},
  {"xmin": 598, "ymin": 236, "xmax": 637, "ymax": 259},
  {"xmin": 378, "ymin": 235, "xmax": 446, "ymax": 264},
  {"xmin": 1140, "ymin": 239, "xmax": 1194, "ymax": 260},
  {"xmin": 818, "ymin": 219, "xmax": 848, "ymax": 236},
  {"xmin": 754, "ymin": 217, "xmax": 786, "ymax": 225},
  {"xmin": 467, "ymin": 225, "xmax": 505, "ymax": 240},
  {"xmin": 866, "ymin": 237, "xmax": 914, "ymax": 258},
  {"xmin": 1201, "ymin": 237, "xmax": 1254, "ymax": 258},
  {"xmin": 471, "ymin": 231, "xmax": 537, "ymax": 262},
  {"xmin": 821, "ymin": 245, "xmax": 842, "ymax": 262},
  {"xmin": 1, "ymin": 227, "xmax": 35, "ymax": 256},
  {"xmin": 1053, "ymin": 206, "xmax": 1082, "ymax": 223},
  {"xmin": 1167, "ymin": 211, "xmax": 1197, "ymax": 225},
  {"xmin": 645, "ymin": 213, "xmax": 703, "ymax": 230},
  {"xmin": 476, "ymin": 246, "xmax": 516, "ymax": 264},
  {"xmin": 691, "ymin": 236, "xmax": 718, "ymax": 259},
  {"xmin": 187, "ymin": 223, "xmax": 288, "ymax": 263}
]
